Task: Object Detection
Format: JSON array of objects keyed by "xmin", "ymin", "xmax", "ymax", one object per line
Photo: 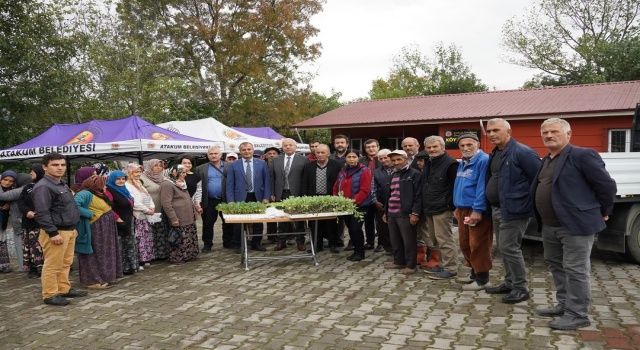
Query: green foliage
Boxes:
[
  {"xmin": 278, "ymin": 196, "xmax": 362, "ymax": 220},
  {"xmin": 503, "ymin": 0, "xmax": 640, "ymax": 87},
  {"xmin": 0, "ymin": 0, "xmax": 331, "ymax": 149},
  {"xmin": 369, "ymin": 43, "xmax": 487, "ymax": 100},
  {"xmin": 216, "ymin": 202, "xmax": 267, "ymax": 214}
]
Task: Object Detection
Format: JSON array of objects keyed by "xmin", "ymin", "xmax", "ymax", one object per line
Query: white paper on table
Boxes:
[{"xmin": 264, "ymin": 206, "xmax": 288, "ymax": 218}]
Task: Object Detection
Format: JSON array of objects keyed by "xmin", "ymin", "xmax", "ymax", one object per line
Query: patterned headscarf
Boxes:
[
  {"xmin": 106, "ymin": 170, "xmax": 133, "ymax": 200},
  {"xmin": 82, "ymin": 175, "xmax": 105, "ymax": 194},
  {"xmin": 126, "ymin": 163, "xmax": 147, "ymax": 193},
  {"xmin": 143, "ymin": 159, "xmax": 164, "ymax": 184}
]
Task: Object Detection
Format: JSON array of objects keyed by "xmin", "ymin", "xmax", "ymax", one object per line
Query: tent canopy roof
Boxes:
[{"xmin": 0, "ymin": 115, "xmax": 221, "ymax": 161}]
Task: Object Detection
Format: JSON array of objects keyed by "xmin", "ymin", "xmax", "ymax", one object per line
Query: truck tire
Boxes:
[{"xmin": 625, "ymin": 210, "xmax": 640, "ymax": 264}]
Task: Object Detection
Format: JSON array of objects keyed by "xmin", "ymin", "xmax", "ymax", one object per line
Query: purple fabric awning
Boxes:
[
  {"xmin": 233, "ymin": 127, "xmax": 284, "ymax": 140},
  {"xmin": 0, "ymin": 115, "xmax": 221, "ymax": 160}
]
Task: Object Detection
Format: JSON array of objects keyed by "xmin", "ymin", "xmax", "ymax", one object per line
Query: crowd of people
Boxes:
[{"xmin": 0, "ymin": 117, "xmax": 617, "ymax": 331}]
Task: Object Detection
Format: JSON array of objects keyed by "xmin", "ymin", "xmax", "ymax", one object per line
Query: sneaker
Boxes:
[
  {"xmin": 549, "ymin": 315, "xmax": 590, "ymax": 330},
  {"xmin": 456, "ymin": 275, "xmax": 475, "ymax": 284},
  {"xmin": 428, "ymin": 270, "xmax": 457, "ymax": 280},
  {"xmin": 462, "ymin": 281, "xmax": 491, "ymax": 291},
  {"xmin": 144, "ymin": 263, "xmax": 151, "ymax": 267},
  {"xmin": 138, "ymin": 266, "xmax": 144, "ymax": 271},
  {"xmin": 421, "ymin": 266, "xmax": 444, "ymax": 274}
]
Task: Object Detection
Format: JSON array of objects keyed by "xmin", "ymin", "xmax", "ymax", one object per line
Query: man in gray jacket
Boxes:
[{"xmin": 271, "ymin": 138, "xmax": 307, "ymax": 251}]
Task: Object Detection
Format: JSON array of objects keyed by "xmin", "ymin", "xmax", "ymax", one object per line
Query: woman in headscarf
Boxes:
[
  {"xmin": 18, "ymin": 165, "xmax": 44, "ymax": 277},
  {"xmin": 105, "ymin": 170, "xmax": 139, "ymax": 274},
  {"xmin": 75, "ymin": 175, "xmax": 122, "ymax": 289},
  {"xmin": 125, "ymin": 163, "xmax": 155, "ymax": 268},
  {"xmin": 160, "ymin": 165, "xmax": 199, "ymax": 264},
  {"xmin": 0, "ymin": 170, "xmax": 20, "ymax": 272},
  {"xmin": 71, "ymin": 166, "xmax": 97, "ymax": 193},
  {"xmin": 141, "ymin": 159, "xmax": 169, "ymax": 260}
]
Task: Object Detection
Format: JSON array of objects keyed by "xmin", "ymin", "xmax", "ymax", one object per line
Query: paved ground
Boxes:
[{"xmin": 1, "ymin": 226, "xmax": 640, "ymax": 350}]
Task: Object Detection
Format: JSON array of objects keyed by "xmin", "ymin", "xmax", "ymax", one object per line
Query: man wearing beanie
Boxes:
[{"xmin": 453, "ymin": 133, "xmax": 493, "ymax": 290}]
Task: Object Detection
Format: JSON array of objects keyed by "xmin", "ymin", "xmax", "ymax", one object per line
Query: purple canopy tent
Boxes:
[
  {"xmin": 0, "ymin": 115, "xmax": 222, "ymax": 162},
  {"xmin": 233, "ymin": 126, "xmax": 284, "ymax": 140}
]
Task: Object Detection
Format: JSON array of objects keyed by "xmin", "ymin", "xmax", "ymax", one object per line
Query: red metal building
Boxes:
[{"xmin": 295, "ymin": 81, "xmax": 640, "ymax": 158}]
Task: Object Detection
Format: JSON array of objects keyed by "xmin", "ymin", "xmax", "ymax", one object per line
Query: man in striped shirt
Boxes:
[{"xmin": 382, "ymin": 150, "xmax": 423, "ymax": 275}]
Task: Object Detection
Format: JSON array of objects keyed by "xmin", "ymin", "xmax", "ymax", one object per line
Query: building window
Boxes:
[
  {"xmin": 350, "ymin": 138, "xmax": 362, "ymax": 153},
  {"xmin": 380, "ymin": 137, "xmax": 400, "ymax": 151},
  {"xmin": 609, "ymin": 129, "xmax": 631, "ymax": 152}
]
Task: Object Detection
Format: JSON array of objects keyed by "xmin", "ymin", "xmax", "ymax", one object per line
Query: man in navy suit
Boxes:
[
  {"xmin": 532, "ymin": 118, "xmax": 616, "ymax": 330},
  {"xmin": 226, "ymin": 142, "xmax": 272, "ymax": 251}
]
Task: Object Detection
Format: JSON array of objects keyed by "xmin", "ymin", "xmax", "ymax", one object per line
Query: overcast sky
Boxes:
[{"xmin": 306, "ymin": 0, "xmax": 539, "ymax": 101}]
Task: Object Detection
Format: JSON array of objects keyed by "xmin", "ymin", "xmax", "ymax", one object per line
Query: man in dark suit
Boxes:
[
  {"xmin": 226, "ymin": 142, "xmax": 272, "ymax": 251},
  {"xmin": 532, "ymin": 118, "xmax": 616, "ymax": 330},
  {"xmin": 271, "ymin": 138, "xmax": 308, "ymax": 251},
  {"xmin": 301, "ymin": 144, "xmax": 342, "ymax": 253}
]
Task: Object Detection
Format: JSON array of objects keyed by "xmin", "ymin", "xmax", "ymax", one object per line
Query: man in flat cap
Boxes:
[{"xmin": 453, "ymin": 133, "xmax": 493, "ymax": 290}]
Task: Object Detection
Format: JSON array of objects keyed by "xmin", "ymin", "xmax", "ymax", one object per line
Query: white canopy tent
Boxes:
[{"xmin": 158, "ymin": 118, "xmax": 310, "ymax": 153}]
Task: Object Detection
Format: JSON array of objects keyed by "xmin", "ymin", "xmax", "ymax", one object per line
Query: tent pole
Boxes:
[
  {"xmin": 65, "ymin": 156, "xmax": 71, "ymax": 185},
  {"xmin": 137, "ymin": 152, "xmax": 143, "ymax": 165},
  {"xmin": 294, "ymin": 127, "xmax": 304, "ymax": 144}
]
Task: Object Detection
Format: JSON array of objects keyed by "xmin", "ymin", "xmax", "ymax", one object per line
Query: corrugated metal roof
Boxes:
[{"xmin": 295, "ymin": 80, "xmax": 640, "ymax": 128}]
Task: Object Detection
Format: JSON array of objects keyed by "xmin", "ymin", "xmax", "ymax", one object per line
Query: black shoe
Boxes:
[
  {"xmin": 28, "ymin": 269, "xmax": 40, "ymax": 279},
  {"xmin": 201, "ymin": 246, "xmax": 212, "ymax": 253},
  {"xmin": 335, "ymin": 239, "xmax": 344, "ymax": 248},
  {"xmin": 44, "ymin": 296, "xmax": 70, "ymax": 306},
  {"xmin": 374, "ymin": 245, "xmax": 384, "ymax": 253},
  {"xmin": 251, "ymin": 244, "xmax": 266, "ymax": 252},
  {"xmin": 123, "ymin": 270, "xmax": 135, "ymax": 275},
  {"xmin": 344, "ymin": 241, "xmax": 354, "ymax": 251},
  {"xmin": 485, "ymin": 283, "xmax": 512, "ymax": 294},
  {"xmin": 501, "ymin": 290, "xmax": 530, "ymax": 304},
  {"xmin": 364, "ymin": 243, "xmax": 374, "ymax": 250},
  {"xmin": 59, "ymin": 288, "xmax": 88, "ymax": 298},
  {"xmin": 536, "ymin": 304, "xmax": 564, "ymax": 317},
  {"xmin": 330, "ymin": 246, "xmax": 341, "ymax": 254},
  {"xmin": 549, "ymin": 315, "xmax": 590, "ymax": 330},
  {"xmin": 346, "ymin": 253, "xmax": 364, "ymax": 261}
]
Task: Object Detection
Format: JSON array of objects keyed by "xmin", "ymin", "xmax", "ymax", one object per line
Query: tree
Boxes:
[
  {"xmin": 121, "ymin": 0, "xmax": 323, "ymax": 124},
  {"xmin": 0, "ymin": 1, "xmax": 81, "ymax": 147},
  {"xmin": 369, "ymin": 44, "xmax": 487, "ymax": 100},
  {"xmin": 503, "ymin": 0, "xmax": 640, "ymax": 86}
]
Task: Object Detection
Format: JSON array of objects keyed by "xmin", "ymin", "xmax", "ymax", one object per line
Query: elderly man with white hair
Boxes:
[
  {"xmin": 271, "ymin": 138, "xmax": 307, "ymax": 251},
  {"xmin": 419, "ymin": 135, "xmax": 460, "ymax": 280}
]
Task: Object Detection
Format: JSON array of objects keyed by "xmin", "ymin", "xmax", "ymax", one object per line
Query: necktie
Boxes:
[
  {"xmin": 284, "ymin": 156, "xmax": 291, "ymax": 190},
  {"xmin": 245, "ymin": 160, "xmax": 253, "ymax": 192}
]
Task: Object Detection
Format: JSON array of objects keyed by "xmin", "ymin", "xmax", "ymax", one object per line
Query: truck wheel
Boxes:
[{"xmin": 625, "ymin": 211, "xmax": 640, "ymax": 264}]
